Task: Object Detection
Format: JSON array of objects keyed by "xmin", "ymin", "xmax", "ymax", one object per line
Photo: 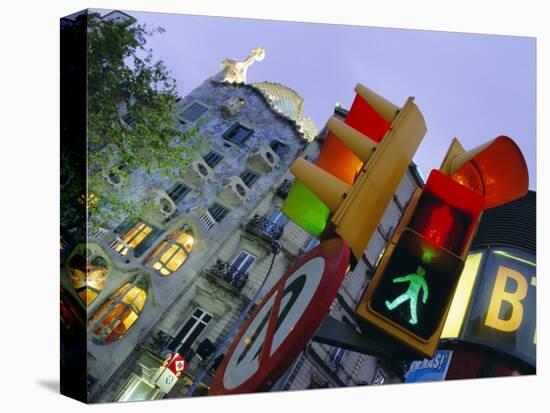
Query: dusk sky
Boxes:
[{"xmin": 108, "ymin": 9, "xmax": 536, "ymax": 189}]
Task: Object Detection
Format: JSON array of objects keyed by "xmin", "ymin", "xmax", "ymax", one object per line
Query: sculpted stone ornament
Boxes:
[{"xmin": 220, "ymin": 47, "xmax": 265, "ymax": 84}]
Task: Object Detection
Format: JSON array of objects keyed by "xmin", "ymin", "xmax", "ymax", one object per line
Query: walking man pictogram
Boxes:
[{"xmin": 385, "ymin": 266, "xmax": 429, "ymax": 325}]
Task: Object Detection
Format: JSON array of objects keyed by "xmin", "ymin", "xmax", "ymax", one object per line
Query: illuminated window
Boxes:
[
  {"xmin": 110, "ymin": 221, "xmax": 160, "ymax": 257},
  {"xmin": 117, "ymin": 374, "xmax": 162, "ymax": 402},
  {"xmin": 68, "ymin": 254, "xmax": 109, "ymax": 305},
  {"xmin": 145, "ymin": 228, "xmax": 195, "ymax": 276},
  {"xmin": 89, "ymin": 276, "xmax": 147, "ymax": 344},
  {"xmin": 79, "ymin": 192, "xmax": 100, "ymax": 210}
]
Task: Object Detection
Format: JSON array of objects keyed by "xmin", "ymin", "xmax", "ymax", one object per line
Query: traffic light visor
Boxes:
[{"xmin": 450, "ymin": 136, "xmax": 528, "ymax": 209}]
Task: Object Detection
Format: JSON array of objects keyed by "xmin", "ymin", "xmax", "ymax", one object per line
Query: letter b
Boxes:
[{"xmin": 485, "ymin": 266, "xmax": 528, "ymax": 332}]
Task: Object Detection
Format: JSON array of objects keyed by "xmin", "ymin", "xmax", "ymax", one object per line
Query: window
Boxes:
[
  {"xmin": 178, "ymin": 101, "xmax": 208, "ymax": 123},
  {"xmin": 169, "ymin": 308, "xmax": 212, "ymax": 353},
  {"xmin": 231, "ymin": 251, "xmax": 256, "ymax": 273},
  {"xmin": 268, "ymin": 207, "xmax": 288, "ymax": 226},
  {"xmin": 145, "ymin": 228, "xmax": 194, "ymax": 276},
  {"xmin": 203, "ymin": 151, "xmax": 223, "ymax": 168},
  {"xmin": 328, "ymin": 347, "xmax": 347, "ymax": 368},
  {"xmin": 117, "ymin": 375, "xmax": 162, "ymax": 402},
  {"xmin": 90, "ymin": 276, "xmax": 147, "ymax": 344},
  {"xmin": 305, "ymin": 237, "xmax": 320, "ymax": 252},
  {"xmin": 223, "ymin": 123, "xmax": 253, "ymax": 146},
  {"xmin": 110, "ymin": 221, "xmax": 161, "ymax": 257},
  {"xmin": 270, "ymin": 140, "xmax": 289, "ymax": 158},
  {"xmin": 373, "ymin": 369, "xmax": 387, "ymax": 385},
  {"xmin": 240, "ymin": 169, "xmax": 259, "ymax": 188},
  {"xmin": 122, "ymin": 113, "xmax": 135, "ymax": 127},
  {"xmin": 68, "ymin": 254, "xmax": 109, "ymax": 305},
  {"xmin": 308, "ymin": 373, "xmax": 329, "ymax": 389},
  {"xmin": 167, "ymin": 182, "xmax": 190, "ymax": 204},
  {"xmin": 208, "ymin": 203, "xmax": 229, "ymax": 222}
]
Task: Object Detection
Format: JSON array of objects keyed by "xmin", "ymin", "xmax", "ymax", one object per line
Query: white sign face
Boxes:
[
  {"xmin": 174, "ymin": 359, "xmax": 186, "ymax": 372},
  {"xmin": 222, "ymin": 257, "xmax": 326, "ymax": 390},
  {"xmin": 154, "ymin": 368, "xmax": 178, "ymax": 394},
  {"xmin": 270, "ymin": 257, "xmax": 325, "ymax": 355},
  {"xmin": 223, "ymin": 295, "xmax": 276, "ymax": 390}
]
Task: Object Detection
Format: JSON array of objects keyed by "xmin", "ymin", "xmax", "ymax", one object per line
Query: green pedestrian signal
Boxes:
[
  {"xmin": 384, "ymin": 266, "xmax": 429, "ymax": 325},
  {"xmin": 370, "ymin": 229, "xmax": 462, "ymax": 340}
]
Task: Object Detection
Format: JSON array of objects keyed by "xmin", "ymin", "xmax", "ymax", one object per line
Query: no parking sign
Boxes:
[{"xmin": 209, "ymin": 237, "xmax": 350, "ymax": 395}]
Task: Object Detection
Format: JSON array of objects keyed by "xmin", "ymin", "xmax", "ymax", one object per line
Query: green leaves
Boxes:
[{"xmin": 62, "ymin": 13, "xmax": 201, "ymax": 230}]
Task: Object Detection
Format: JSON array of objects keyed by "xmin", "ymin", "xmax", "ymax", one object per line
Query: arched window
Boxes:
[
  {"xmin": 145, "ymin": 227, "xmax": 194, "ymax": 276},
  {"xmin": 89, "ymin": 276, "xmax": 147, "ymax": 344},
  {"xmin": 68, "ymin": 254, "xmax": 108, "ymax": 305}
]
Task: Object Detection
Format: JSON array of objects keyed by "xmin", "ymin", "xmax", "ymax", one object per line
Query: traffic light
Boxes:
[
  {"xmin": 283, "ymin": 84, "xmax": 427, "ymax": 257},
  {"xmin": 282, "ymin": 84, "xmax": 394, "ymax": 237},
  {"xmin": 356, "ymin": 135, "xmax": 529, "ymax": 357},
  {"xmin": 440, "ymin": 136, "xmax": 529, "ymax": 209}
]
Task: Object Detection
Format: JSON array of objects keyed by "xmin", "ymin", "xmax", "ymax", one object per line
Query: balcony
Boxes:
[
  {"xmin": 276, "ymin": 179, "xmax": 293, "ymax": 199},
  {"xmin": 247, "ymin": 144, "xmax": 280, "ymax": 172},
  {"xmin": 204, "ymin": 259, "xmax": 249, "ymax": 294},
  {"xmin": 246, "ymin": 214, "xmax": 283, "ymax": 243}
]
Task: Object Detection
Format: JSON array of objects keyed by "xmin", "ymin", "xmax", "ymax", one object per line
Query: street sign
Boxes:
[
  {"xmin": 405, "ymin": 350, "xmax": 453, "ymax": 383},
  {"xmin": 153, "ymin": 352, "xmax": 187, "ymax": 394},
  {"xmin": 209, "ymin": 237, "xmax": 350, "ymax": 395}
]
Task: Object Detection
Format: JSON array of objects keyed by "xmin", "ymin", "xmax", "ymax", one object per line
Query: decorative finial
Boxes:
[{"xmin": 220, "ymin": 47, "xmax": 266, "ymax": 84}]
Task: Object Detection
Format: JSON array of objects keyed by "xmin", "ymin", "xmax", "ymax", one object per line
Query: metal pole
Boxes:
[{"xmin": 185, "ymin": 241, "xmax": 281, "ymax": 396}]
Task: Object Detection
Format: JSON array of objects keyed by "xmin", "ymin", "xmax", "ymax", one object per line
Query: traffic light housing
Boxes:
[
  {"xmin": 356, "ymin": 135, "xmax": 529, "ymax": 358},
  {"xmin": 440, "ymin": 136, "xmax": 529, "ymax": 209},
  {"xmin": 282, "ymin": 84, "xmax": 395, "ymax": 238},
  {"xmin": 357, "ymin": 170, "xmax": 484, "ymax": 356},
  {"xmin": 283, "ymin": 84, "xmax": 427, "ymax": 258}
]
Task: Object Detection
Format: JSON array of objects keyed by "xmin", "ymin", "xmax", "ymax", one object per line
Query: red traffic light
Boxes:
[
  {"xmin": 449, "ymin": 136, "xmax": 528, "ymax": 209},
  {"xmin": 408, "ymin": 170, "xmax": 484, "ymax": 257}
]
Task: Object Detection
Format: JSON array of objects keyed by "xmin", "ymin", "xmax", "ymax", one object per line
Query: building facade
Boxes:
[
  {"xmin": 61, "ymin": 11, "xmax": 426, "ymax": 402},
  {"xmin": 61, "ymin": 35, "xmax": 328, "ymax": 401}
]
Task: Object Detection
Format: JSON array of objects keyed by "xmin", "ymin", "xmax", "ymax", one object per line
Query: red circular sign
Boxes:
[{"xmin": 209, "ymin": 237, "xmax": 350, "ymax": 395}]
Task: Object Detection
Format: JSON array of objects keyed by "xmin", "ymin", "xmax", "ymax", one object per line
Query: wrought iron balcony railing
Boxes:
[
  {"xmin": 276, "ymin": 179, "xmax": 293, "ymax": 199},
  {"xmin": 205, "ymin": 259, "xmax": 249, "ymax": 293},
  {"xmin": 246, "ymin": 214, "xmax": 283, "ymax": 242}
]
